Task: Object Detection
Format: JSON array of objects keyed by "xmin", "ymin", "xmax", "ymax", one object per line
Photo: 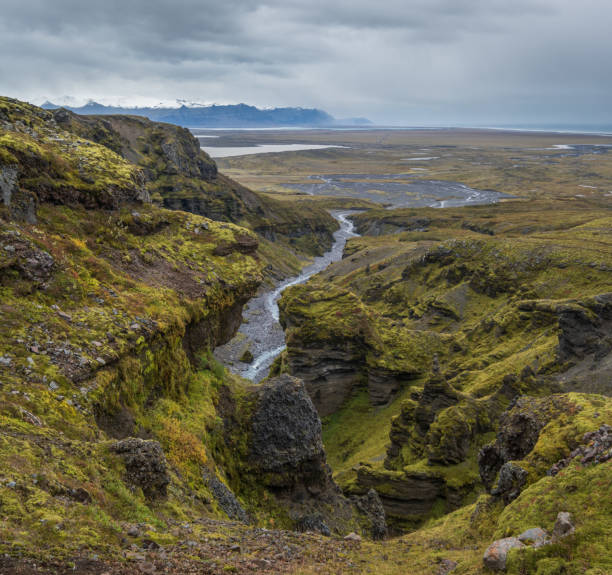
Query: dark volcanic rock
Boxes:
[
  {"xmin": 478, "ymin": 395, "xmax": 572, "ymax": 490},
  {"xmin": 202, "ymin": 470, "xmax": 248, "ymax": 523},
  {"xmin": 212, "ymin": 233, "xmax": 258, "ymax": 257},
  {"xmin": 357, "ymin": 465, "xmax": 445, "ymax": 518},
  {"xmin": 112, "ymin": 438, "xmax": 170, "ymax": 498},
  {"xmin": 295, "ymin": 514, "xmax": 331, "ymax": 536},
  {"xmin": 0, "ymin": 232, "xmax": 54, "ymax": 285},
  {"xmin": 548, "ymin": 424, "xmax": 612, "ymax": 475},
  {"xmin": 351, "ymin": 488, "xmax": 387, "ymax": 540},
  {"xmin": 557, "ymin": 300, "xmax": 612, "ymax": 362},
  {"xmin": 491, "ymin": 462, "xmax": 528, "ymax": 504},
  {"xmin": 248, "ymin": 374, "xmax": 388, "ymax": 538},
  {"xmin": 249, "ymin": 374, "xmax": 326, "ymax": 487},
  {"xmin": 413, "ymin": 361, "xmax": 460, "ymax": 438},
  {"xmin": 367, "ymin": 366, "xmax": 414, "ymax": 406}
]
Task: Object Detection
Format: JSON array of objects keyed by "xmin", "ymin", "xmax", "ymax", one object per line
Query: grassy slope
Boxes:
[{"xmin": 279, "ymin": 198, "xmax": 611, "ymax": 543}]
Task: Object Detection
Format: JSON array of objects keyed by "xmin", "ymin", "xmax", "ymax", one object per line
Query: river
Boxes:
[{"xmin": 213, "ymin": 211, "xmax": 359, "ymax": 382}]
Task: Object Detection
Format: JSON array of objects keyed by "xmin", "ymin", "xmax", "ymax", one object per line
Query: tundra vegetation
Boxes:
[{"xmin": 0, "ymin": 97, "xmax": 610, "ymax": 573}]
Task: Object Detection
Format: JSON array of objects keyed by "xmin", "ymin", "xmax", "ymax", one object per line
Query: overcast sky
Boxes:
[{"xmin": 1, "ymin": 0, "xmax": 610, "ymax": 125}]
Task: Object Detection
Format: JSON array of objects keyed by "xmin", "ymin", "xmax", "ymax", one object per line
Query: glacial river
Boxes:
[{"xmin": 213, "ymin": 211, "xmax": 359, "ymax": 382}]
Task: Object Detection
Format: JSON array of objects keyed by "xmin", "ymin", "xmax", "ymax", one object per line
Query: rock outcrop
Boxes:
[
  {"xmin": 351, "ymin": 488, "xmax": 388, "ymax": 540},
  {"xmin": 248, "ymin": 375, "xmax": 387, "ymax": 537},
  {"xmin": 490, "ymin": 462, "xmax": 528, "ymax": 504},
  {"xmin": 548, "ymin": 424, "xmax": 612, "ymax": 475},
  {"xmin": 202, "ymin": 470, "xmax": 249, "ymax": 523},
  {"xmin": 249, "ymin": 374, "xmax": 332, "ymax": 490},
  {"xmin": 356, "ymin": 465, "xmax": 446, "ymax": 518},
  {"xmin": 478, "ymin": 395, "xmax": 572, "ymax": 490}
]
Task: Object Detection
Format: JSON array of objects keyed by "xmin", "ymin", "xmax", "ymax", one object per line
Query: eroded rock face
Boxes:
[
  {"xmin": 478, "ymin": 395, "xmax": 572, "ymax": 490},
  {"xmin": 284, "ymin": 346, "xmax": 364, "ymax": 418},
  {"xmin": 212, "ymin": 233, "xmax": 258, "ymax": 257},
  {"xmin": 356, "ymin": 465, "xmax": 445, "ymax": 518},
  {"xmin": 0, "ymin": 166, "xmax": 18, "ymax": 207},
  {"xmin": 0, "ymin": 166, "xmax": 38, "ymax": 223},
  {"xmin": 367, "ymin": 366, "xmax": 412, "ymax": 406},
  {"xmin": 112, "ymin": 438, "xmax": 170, "ymax": 498},
  {"xmin": 557, "ymin": 300, "xmax": 612, "ymax": 363}
]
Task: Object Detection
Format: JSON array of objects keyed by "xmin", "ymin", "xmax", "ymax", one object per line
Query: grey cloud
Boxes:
[{"xmin": 0, "ymin": 0, "xmax": 610, "ymax": 125}]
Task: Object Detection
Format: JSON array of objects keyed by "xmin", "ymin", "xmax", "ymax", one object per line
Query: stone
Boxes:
[
  {"xmin": 344, "ymin": 532, "xmax": 362, "ymax": 542},
  {"xmin": 491, "ymin": 462, "xmax": 528, "ymax": 504},
  {"xmin": 548, "ymin": 424, "xmax": 612, "ymax": 475},
  {"xmin": 202, "ymin": 470, "xmax": 248, "ymax": 523},
  {"xmin": 295, "ymin": 514, "xmax": 331, "ymax": 536},
  {"xmin": 552, "ymin": 512, "xmax": 575, "ymax": 539},
  {"xmin": 239, "ymin": 348, "xmax": 254, "ymax": 363},
  {"xmin": 437, "ymin": 558, "xmax": 458, "ymax": 575},
  {"xmin": 351, "ymin": 488, "xmax": 387, "ymax": 540},
  {"xmin": 518, "ymin": 527, "xmax": 549, "ymax": 547},
  {"xmin": 112, "ymin": 438, "xmax": 170, "ymax": 498},
  {"xmin": 249, "ymin": 375, "xmax": 325, "ymax": 485},
  {"xmin": 483, "ymin": 537, "xmax": 525, "ymax": 571}
]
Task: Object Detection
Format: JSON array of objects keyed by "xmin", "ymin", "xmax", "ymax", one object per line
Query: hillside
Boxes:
[{"xmin": 1, "ymin": 97, "xmax": 611, "ymax": 574}]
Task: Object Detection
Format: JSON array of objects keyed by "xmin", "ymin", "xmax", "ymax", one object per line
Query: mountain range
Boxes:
[{"xmin": 41, "ymin": 99, "xmax": 371, "ymax": 128}]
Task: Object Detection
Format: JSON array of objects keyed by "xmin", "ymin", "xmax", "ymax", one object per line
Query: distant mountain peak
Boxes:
[{"xmin": 39, "ymin": 98, "xmax": 371, "ymax": 128}]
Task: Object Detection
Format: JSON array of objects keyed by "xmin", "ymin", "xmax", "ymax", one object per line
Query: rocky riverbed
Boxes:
[{"xmin": 213, "ymin": 211, "xmax": 359, "ymax": 381}]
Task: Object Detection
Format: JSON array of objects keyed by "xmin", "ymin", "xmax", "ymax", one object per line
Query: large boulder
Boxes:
[
  {"xmin": 249, "ymin": 374, "xmax": 328, "ymax": 489},
  {"xmin": 248, "ymin": 375, "xmax": 388, "ymax": 538},
  {"xmin": 552, "ymin": 511, "xmax": 575, "ymax": 540},
  {"xmin": 112, "ymin": 438, "xmax": 170, "ymax": 498},
  {"xmin": 483, "ymin": 537, "xmax": 525, "ymax": 571}
]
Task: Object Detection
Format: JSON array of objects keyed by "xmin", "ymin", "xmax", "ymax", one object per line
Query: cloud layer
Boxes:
[{"xmin": 1, "ymin": 0, "xmax": 610, "ymax": 125}]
